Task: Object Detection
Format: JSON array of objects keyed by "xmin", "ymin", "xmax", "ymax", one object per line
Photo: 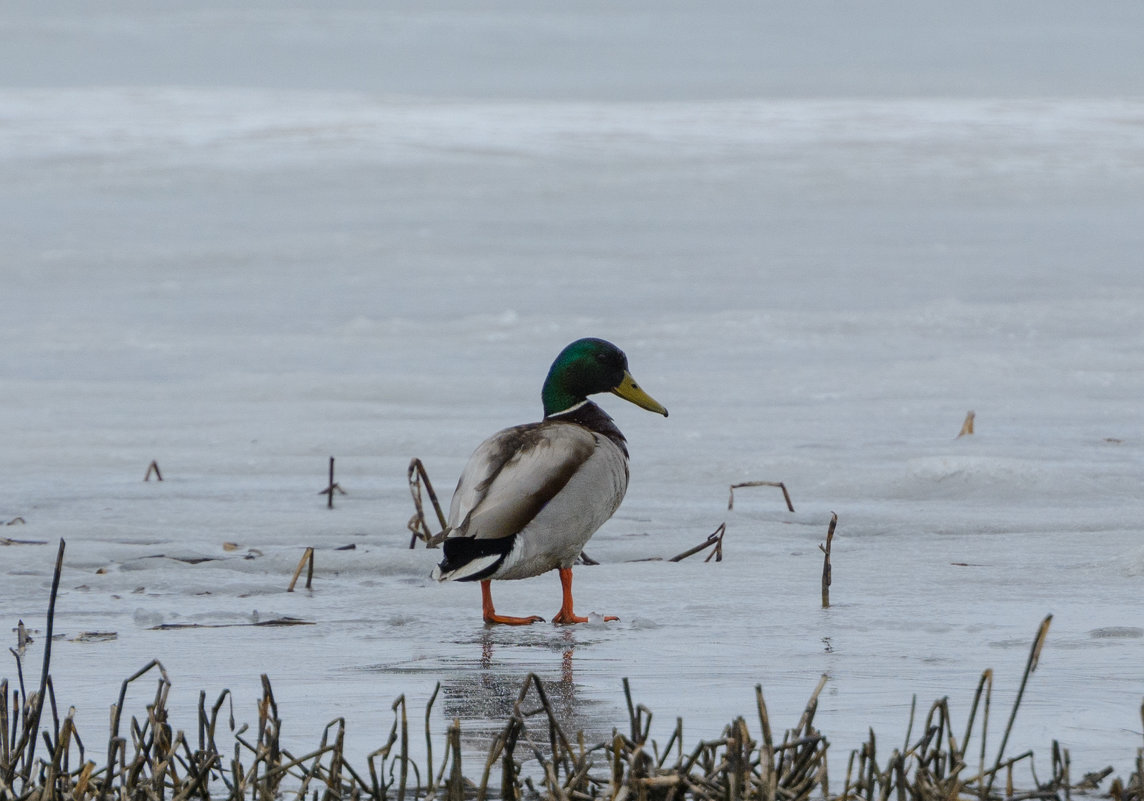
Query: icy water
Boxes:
[{"xmin": 2, "ymin": 0, "xmax": 1144, "ymax": 784}]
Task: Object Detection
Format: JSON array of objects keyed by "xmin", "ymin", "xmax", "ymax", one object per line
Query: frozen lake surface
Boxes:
[{"xmin": 2, "ymin": 1, "xmax": 1144, "ymax": 786}]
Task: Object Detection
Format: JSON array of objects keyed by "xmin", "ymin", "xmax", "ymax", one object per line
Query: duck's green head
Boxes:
[{"xmin": 541, "ymin": 338, "xmax": 668, "ymax": 419}]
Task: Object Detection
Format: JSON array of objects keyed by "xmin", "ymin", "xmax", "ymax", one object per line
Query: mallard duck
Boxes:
[{"xmin": 430, "ymin": 338, "xmax": 668, "ymax": 625}]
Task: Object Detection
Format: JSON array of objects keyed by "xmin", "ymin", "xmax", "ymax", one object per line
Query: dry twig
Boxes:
[
  {"xmin": 728, "ymin": 481, "xmax": 795, "ymax": 513},
  {"xmin": 668, "ymin": 524, "xmax": 726, "ymax": 563}
]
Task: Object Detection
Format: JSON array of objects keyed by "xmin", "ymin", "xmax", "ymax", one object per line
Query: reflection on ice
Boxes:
[{"xmin": 354, "ymin": 627, "xmax": 617, "ymax": 754}]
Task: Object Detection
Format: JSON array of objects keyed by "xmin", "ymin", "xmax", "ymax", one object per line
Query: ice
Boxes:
[{"xmin": 2, "ymin": 0, "xmax": 1144, "ymax": 784}]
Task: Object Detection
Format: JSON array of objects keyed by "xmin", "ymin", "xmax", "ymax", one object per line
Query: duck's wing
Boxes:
[{"xmin": 448, "ymin": 421, "xmax": 597, "ymax": 542}]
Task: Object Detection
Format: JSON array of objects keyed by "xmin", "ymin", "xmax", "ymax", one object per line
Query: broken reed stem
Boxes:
[
  {"xmin": 986, "ymin": 614, "xmax": 1053, "ymax": 796},
  {"xmin": 819, "ymin": 513, "xmax": 837, "ymax": 609},
  {"xmin": 447, "ymin": 719, "xmax": 463, "ymax": 800},
  {"xmin": 1137, "ymin": 747, "xmax": 1144, "ymax": 801},
  {"xmin": 318, "ymin": 456, "xmax": 346, "ymax": 509},
  {"xmin": 958, "ymin": 411, "xmax": 976, "ymax": 437},
  {"xmin": 394, "ymin": 695, "xmax": 409, "ymax": 800},
  {"xmin": 728, "ymin": 481, "xmax": 795, "ymax": 513},
  {"xmin": 408, "ymin": 458, "xmax": 448, "ymax": 538},
  {"xmin": 425, "ymin": 682, "xmax": 440, "ymax": 794},
  {"xmin": 287, "ymin": 547, "xmax": 315, "ymax": 592},
  {"xmin": 407, "ymin": 459, "xmax": 450, "ymax": 550},
  {"xmin": 144, "ymin": 460, "xmax": 163, "ymax": 481},
  {"xmin": 668, "ymin": 523, "xmax": 725, "ymax": 563},
  {"xmin": 109, "ymin": 659, "xmax": 168, "ymax": 759},
  {"xmin": 962, "ymin": 668, "xmax": 993, "ymax": 799},
  {"xmin": 902, "ymin": 695, "xmax": 917, "ymax": 756},
  {"xmin": 796, "ymin": 674, "xmax": 829, "ymax": 737},
  {"xmin": 21, "ymin": 539, "xmax": 65, "ymax": 786}
]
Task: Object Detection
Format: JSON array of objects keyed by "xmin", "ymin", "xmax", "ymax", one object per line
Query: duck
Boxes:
[{"xmin": 430, "ymin": 338, "xmax": 668, "ymax": 625}]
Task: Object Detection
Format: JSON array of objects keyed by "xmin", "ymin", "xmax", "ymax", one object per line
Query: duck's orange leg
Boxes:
[
  {"xmin": 481, "ymin": 580, "xmax": 544, "ymax": 625},
  {"xmin": 551, "ymin": 567, "xmax": 619, "ymax": 624}
]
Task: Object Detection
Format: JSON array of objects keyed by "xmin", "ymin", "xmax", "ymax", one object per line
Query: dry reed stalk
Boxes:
[
  {"xmin": 728, "ymin": 481, "xmax": 796, "ymax": 513},
  {"xmin": 395, "ymin": 694, "xmax": 409, "ymax": 800},
  {"xmin": 19, "ymin": 539, "xmax": 65, "ymax": 791},
  {"xmin": 1052, "ymin": 740, "xmax": 1072, "ymax": 801},
  {"xmin": 1137, "ymin": 748, "xmax": 1143, "ymax": 801},
  {"xmin": 901, "ymin": 695, "xmax": 917, "ymax": 757},
  {"xmin": 407, "ymin": 458, "xmax": 448, "ymax": 548},
  {"xmin": 668, "ymin": 524, "xmax": 726, "ymax": 563},
  {"xmin": 819, "ymin": 513, "xmax": 837, "ymax": 608},
  {"xmin": 756, "ymin": 684, "xmax": 777, "ymax": 801},
  {"xmin": 795, "ymin": 675, "xmax": 828, "ymax": 739},
  {"xmin": 287, "ymin": 547, "xmax": 315, "ymax": 592},
  {"xmin": 144, "ymin": 460, "xmax": 163, "ymax": 481},
  {"xmin": 149, "ymin": 618, "xmax": 313, "ymax": 632},
  {"xmin": 327, "ymin": 717, "xmax": 348, "ymax": 800},
  {"xmin": 367, "ymin": 696, "xmax": 405, "ymax": 798},
  {"xmin": 447, "ymin": 718, "xmax": 464, "ymax": 800},
  {"xmin": 424, "ymin": 681, "xmax": 440, "ymax": 796},
  {"xmin": 960, "ymin": 667, "xmax": 994, "ymax": 800},
  {"xmin": 958, "ymin": 412, "xmax": 976, "ymax": 437},
  {"xmin": 476, "ymin": 716, "xmax": 509, "ymax": 801},
  {"xmin": 502, "ymin": 717, "xmax": 525, "ymax": 801},
  {"xmin": 0, "ymin": 534, "xmax": 46, "ymax": 546},
  {"xmin": 319, "ymin": 457, "xmax": 346, "ymax": 509},
  {"xmin": 290, "ymin": 720, "xmax": 334, "ymax": 800},
  {"xmin": 255, "ymin": 674, "xmax": 282, "ymax": 801},
  {"xmin": 985, "ymin": 615, "xmax": 1052, "ymax": 796},
  {"xmin": 0, "ymin": 682, "xmax": 8, "ymax": 782}
]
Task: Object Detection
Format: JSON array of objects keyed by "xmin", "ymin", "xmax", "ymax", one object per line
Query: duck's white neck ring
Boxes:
[{"xmin": 546, "ymin": 400, "xmax": 589, "ymax": 419}]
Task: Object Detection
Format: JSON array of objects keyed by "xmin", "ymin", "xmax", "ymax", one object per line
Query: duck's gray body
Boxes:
[{"xmin": 430, "ymin": 401, "xmax": 629, "ymax": 583}]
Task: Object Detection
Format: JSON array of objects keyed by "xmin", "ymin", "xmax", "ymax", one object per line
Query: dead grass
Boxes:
[
  {"xmin": 5, "ymin": 545, "xmax": 1143, "ymax": 801},
  {"xmin": 4, "ymin": 556, "xmax": 1142, "ymax": 801}
]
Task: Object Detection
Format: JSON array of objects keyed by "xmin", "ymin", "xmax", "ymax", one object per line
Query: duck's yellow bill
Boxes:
[{"xmin": 612, "ymin": 371, "xmax": 668, "ymax": 417}]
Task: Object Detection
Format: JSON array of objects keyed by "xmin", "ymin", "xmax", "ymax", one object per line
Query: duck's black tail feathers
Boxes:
[{"xmin": 430, "ymin": 536, "xmax": 514, "ymax": 582}]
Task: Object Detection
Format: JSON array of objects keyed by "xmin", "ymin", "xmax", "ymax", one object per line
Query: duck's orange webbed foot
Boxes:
[
  {"xmin": 552, "ymin": 609, "xmax": 619, "ymax": 625},
  {"xmin": 551, "ymin": 567, "xmax": 619, "ymax": 625},
  {"xmin": 480, "ymin": 580, "xmax": 544, "ymax": 625},
  {"xmin": 484, "ymin": 611, "xmax": 546, "ymax": 625}
]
